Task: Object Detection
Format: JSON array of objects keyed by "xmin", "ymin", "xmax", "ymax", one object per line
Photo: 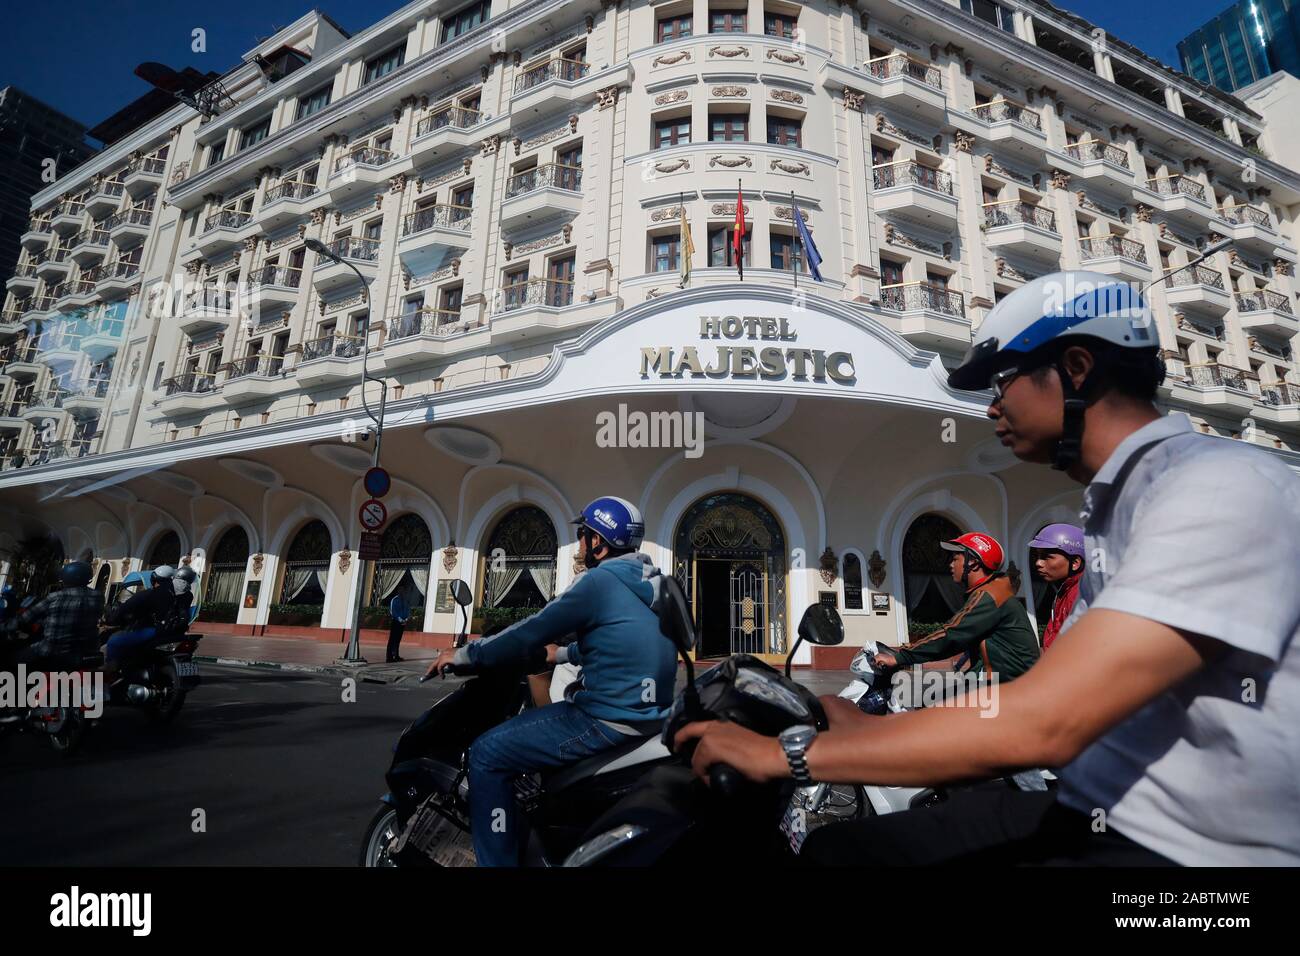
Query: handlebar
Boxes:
[
  {"xmin": 707, "ymin": 762, "xmax": 746, "ymax": 797},
  {"xmin": 417, "ymin": 661, "xmax": 475, "ymax": 683}
]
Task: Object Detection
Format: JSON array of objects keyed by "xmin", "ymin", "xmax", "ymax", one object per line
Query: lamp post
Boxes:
[
  {"xmin": 1139, "ymin": 236, "xmax": 1233, "ymax": 294},
  {"xmin": 304, "ymin": 237, "xmax": 385, "ymax": 665}
]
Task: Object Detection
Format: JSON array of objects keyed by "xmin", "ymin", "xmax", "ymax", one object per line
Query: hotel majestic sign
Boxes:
[{"xmin": 638, "ymin": 315, "xmax": 856, "ymax": 384}]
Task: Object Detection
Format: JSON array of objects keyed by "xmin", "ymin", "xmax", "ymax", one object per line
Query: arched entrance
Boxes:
[
  {"xmin": 273, "ymin": 520, "xmax": 331, "ymax": 626},
  {"xmin": 674, "ymin": 492, "xmax": 787, "ymax": 659},
  {"xmin": 901, "ymin": 513, "xmax": 964, "ymax": 631},
  {"xmin": 478, "ymin": 506, "xmax": 557, "ymax": 628},
  {"xmin": 366, "ymin": 513, "xmax": 432, "ymax": 624},
  {"xmin": 147, "ymin": 530, "xmax": 181, "ymax": 568},
  {"xmin": 201, "ymin": 527, "xmax": 250, "ymax": 621}
]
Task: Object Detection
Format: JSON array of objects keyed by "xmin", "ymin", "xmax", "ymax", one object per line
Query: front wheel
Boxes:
[
  {"xmin": 48, "ymin": 709, "xmax": 87, "ymax": 756},
  {"xmin": 360, "ymin": 805, "xmax": 402, "ymax": 867}
]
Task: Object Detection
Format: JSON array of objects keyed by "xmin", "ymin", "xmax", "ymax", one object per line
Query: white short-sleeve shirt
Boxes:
[{"xmin": 1056, "ymin": 413, "xmax": 1300, "ymax": 865}]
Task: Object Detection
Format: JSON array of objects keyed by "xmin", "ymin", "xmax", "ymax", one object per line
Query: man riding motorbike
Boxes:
[
  {"xmin": 1029, "ymin": 523, "xmax": 1084, "ymax": 650},
  {"xmin": 103, "ymin": 565, "xmax": 179, "ymax": 680},
  {"xmin": 4, "ymin": 561, "xmax": 103, "ymax": 670},
  {"xmin": 872, "ymin": 531, "xmax": 1040, "ymax": 682},
  {"xmin": 172, "ymin": 566, "xmax": 197, "ymax": 622},
  {"xmin": 676, "ymin": 269, "xmax": 1300, "ymax": 865},
  {"xmin": 425, "ymin": 496, "xmax": 678, "ymax": 866}
]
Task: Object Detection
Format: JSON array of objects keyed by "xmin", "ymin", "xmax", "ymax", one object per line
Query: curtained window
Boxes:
[
  {"xmin": 481, "ymin": 506, "xmax": 557, "ymax": 609},
  {"xmin": 902, "ymin": 513, "xmax": 967, "ymax": 623}
]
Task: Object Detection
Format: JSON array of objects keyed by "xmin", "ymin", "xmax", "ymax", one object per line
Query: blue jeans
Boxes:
[
  {"xmin": 105, "ymin": 627, "xmax": 158, "ymax": 665},
  {"xmin": 468, "ymin": 701, "xmax": 629, "ymax": 866}
]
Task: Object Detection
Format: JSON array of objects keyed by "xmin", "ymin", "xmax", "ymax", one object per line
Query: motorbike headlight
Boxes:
[{"xmin": 733, "ymin": 669, "xmax": 811, "ymax": 719}]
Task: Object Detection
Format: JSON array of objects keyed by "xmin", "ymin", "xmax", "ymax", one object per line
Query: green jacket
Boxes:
[{"xmin": 896, "ymin": 575, "xmax": 1040, "ymax": 680}]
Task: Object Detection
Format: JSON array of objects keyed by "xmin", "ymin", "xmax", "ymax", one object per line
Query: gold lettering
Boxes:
[
  {"xmin": 758, "ymin": 347, "xmax": 786, "ymax": 377},
  {"xmin": 640, "ymin": 346, "xmax": 673, "ymax": 378}
]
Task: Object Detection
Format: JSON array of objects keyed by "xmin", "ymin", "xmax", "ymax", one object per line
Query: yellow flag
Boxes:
[{"xmin": 679, "ymin": 204, "xmax": 695, "ymax": 287}]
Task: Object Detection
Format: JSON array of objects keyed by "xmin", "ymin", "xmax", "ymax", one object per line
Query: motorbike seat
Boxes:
[{"xmin": 543, "ymin": 734, "xmax": 671, "ymax": 793}]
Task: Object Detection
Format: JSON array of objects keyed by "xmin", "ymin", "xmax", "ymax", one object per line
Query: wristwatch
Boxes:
[{"xmin": 778, "ymin": 724, "xmax": 818, "ymax": 786}]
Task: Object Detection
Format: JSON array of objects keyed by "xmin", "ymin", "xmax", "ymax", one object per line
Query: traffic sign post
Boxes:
[
  {"xmin": 359, "ymin": 498, "xmax": 387, "ymax": 532},
  {"xmin": 358, "ymin": 532, "xmax": 382, "ymax": 562},
  {"xmin": 364, "ymin": 466, "xmax": 391, "ymax": 499}
]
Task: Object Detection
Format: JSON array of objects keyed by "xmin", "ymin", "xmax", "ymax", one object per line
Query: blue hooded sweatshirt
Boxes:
[{"xmin": 454, "ymin": 552, "xmax": 678, "ymax": 726}]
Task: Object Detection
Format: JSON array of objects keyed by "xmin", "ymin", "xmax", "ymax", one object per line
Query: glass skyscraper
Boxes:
[{"xmin": 1178, "ymin": 0, "xmax": 1300, "ymax": 92}]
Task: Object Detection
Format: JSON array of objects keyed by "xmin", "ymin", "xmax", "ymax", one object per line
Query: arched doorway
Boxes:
[
  {"xmin": 479, "ymin": 506, "xmax": 557, "ymax": 628},
  {"xmin": 273, "ymin": 520, "xmax": 331, "ymax": 626},
  {"xmin": 367, "ymin": 513, "xmax": 432, "ymax": 625},
  {"xmin": 901, "ymin": 513, "xmax": 964, "ymax": 631},
  {"xmin": 201, "ymin": 527, "xmax": 250, "ymax": 621},
  {"xmin": 674, "ymin": 492, "xmax": 787, "ymax": 659},
  {"xmin": 147, "ymin": 530, "xmax": 181, "ymax": 568}
]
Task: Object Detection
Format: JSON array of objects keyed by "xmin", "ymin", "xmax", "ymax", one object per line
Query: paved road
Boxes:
[
  {"xmin": 0, "ymin": 662, "xmax": 850, "ymax": 866},
  {"xmin": 0, "ymin": 664, "xmax": 453, "ymax": 866}
]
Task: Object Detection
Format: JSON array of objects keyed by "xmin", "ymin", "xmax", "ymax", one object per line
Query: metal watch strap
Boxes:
[{"xmin": 783, "ymin": 737, "xmax": 814, "ymax": 786}]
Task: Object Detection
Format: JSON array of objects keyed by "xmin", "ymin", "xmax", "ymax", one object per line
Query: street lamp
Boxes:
[
  {"xmin": 1139, "ymin": 236, "xmax": 1233, "ymax": 294},
  {"xmin": 304, "ymin": 237, "xmax": 385, "ymax": 665}
]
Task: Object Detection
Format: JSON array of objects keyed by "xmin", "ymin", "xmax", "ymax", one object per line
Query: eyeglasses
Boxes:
[{"xmin": 989, "ymin": 367, "xmax": 1022, "ymax": 403}]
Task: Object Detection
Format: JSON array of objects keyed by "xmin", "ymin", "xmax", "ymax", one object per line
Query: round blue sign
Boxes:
[{"xmin": 364, "ymin": 466, "xmax": 391, "ymax": 498}]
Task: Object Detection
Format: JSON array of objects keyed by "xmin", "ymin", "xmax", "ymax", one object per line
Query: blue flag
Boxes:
[{"xmin": 793, "ymin": 199, "xmax": 823, "ymax": 282}]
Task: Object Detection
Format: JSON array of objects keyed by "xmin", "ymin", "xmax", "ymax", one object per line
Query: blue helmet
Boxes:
[
  {"xmin": 574, "ymin": 496, "xmax": 645, "ymax": 550},
  {"xmin": 60, "ymin": 561, "xmax": 93, "ymax": 587}
]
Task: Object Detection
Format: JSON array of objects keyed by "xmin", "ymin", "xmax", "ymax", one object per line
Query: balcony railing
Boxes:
[
  {"xmin": 1145, "ymin": 175, "xmax": 1207, "ymax": 202},
  {"xmin": 983, "ymin": 201, "xmax": 1057, "ymax": 232},
  {"xmin": 264, "ymin": 179, "xmax": 319, "ymax": 203},
  {"xmin": 95, "ymin": 180, "xmax": 126, "ymax": 200},
  {"xmin": 127, "ymin": 156, "xmax": 166, "ymax": 176},
  {"xmin": 301, "ymin": 333, "xmax": 364, "ymax": 362},
  {"xmin": 415, "ymin": 105, "xmax": 482, "ymax": 138},
  {"xmin": 165, "ymin": 371, "xmax": 218, "ymax": 396},
  {"xmin": 184, "ymin": 287, "xmax": 234, "ymax": 312},
  {"xmin": 1063, "ymin": 139, "xmax": 1130, "ymax": 168},
  {"xmin": 1248, "ymin": 336, "xmax": 1292, "ymax": 360},
  {"xmin": 879, "ymin": 281, "xmax": 966, "ymax": 317},
  {"xmin": 325, "ymin": 236, "xmax": 381, "ymax": 262},
  {"xmin": 1235, "ymin": 289, "xmax": 1293, "ymax": 314},
  {"xmin": 1080, "ymin": 235, "xmax": 1148, "ymax": 263},
  {"xmin": 499, "ymin": 278, "xmax": 575, "ymax": 312},
  {"xmin": 333, "ymin": 146, "xmax": 397, "ymax": 175},
  {"xmin": 871, "ymin": 160, "xmax": 954, "ymax": 195},
  {"xmin": 1177, "ymin": 315, "xmax": 1225, "ymax": 339},
  {"xmin": 33, "ymin": 247, "xmax": 69, "ymax": 266},
  {"xmin": 28, "ymin": 387, "xmax": 68, "ymax": 410},
  {"xmin": 70, "ymin": 378, "xmax": 111, "ymax": 400},
  {"xmin": 56, "ymin": 201, "xmax": 85, "ymax": 220},
  {"xmin": 866, "ymin": 53, "xmax": 943, "ymax": 89},
  {"xmin": 505, "ymin": 163, "xmax": 582, "ymax": 198},
  {"xmin": 1, "ymin": 307, "xmax": 27, "ymax": 324},
  {"xmin": 98, "ymin": 259, "xmax": 141, "ymax": 283},
  {"xmin": 388, "ymin": 307, "xmax": 464, "ymax": 340},
  {"xmin": 1261, "ymin": 382, "xmax": 1300, "ymax": 406},
  {"xmin": 226, "ymin": 354, "xmax": 285, "ymax": 380},
  {"xmin": 70, "ymin": 228, "xmax": 110, "ymax": 250},
  {"xmin": 26, "ymin": 218, "xmax": 51, "ymax": 234},
  {"xmin": 250, "ymin": 264, "xmax": 303, "ymax": 289},
  {"xmin": 108, "ymin": 207, "xmax": 153, "ymax": 230},
  {"xmin": 402, "ymin": 204, "xmax": 473, "ymax": 236},
  {"xmin": 515, "ymin": 57, "xmax": 590, "ymax": 93},
  {"xmin": 12, "ymin": 262, "xmax": 38, "ymax": 279},
  {"xmin": 1188, "ymin": 363, "xmax": 1257, "ymax": 392},
  {"xmin": 972, "ymin": 98, "xmax": 1042, "ymax": 131},
  {"xmin": 57, "ymin": 278, "xmax": 97, "ymax": 299},
  {"xmin": 1217, "ymin": 203, "xmax": 1271, "ymax": 228},
  {"xmin": 204, "ymin": 209, "xmax": 253, "ymax": 233},
  {"xmin": 1168, "ymin": 264, "xmax": 1224, "ymax": 289}
]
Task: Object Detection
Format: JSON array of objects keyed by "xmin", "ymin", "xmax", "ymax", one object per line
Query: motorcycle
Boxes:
[
  {"xmin": 360, "ymin": 577, "xmax": 688, "ymax": 868},
  {"xmin": 0, "ymin": 620, "xmax": 102, "ymax": 756},
  {"xmin": 562, "ymin": 599, "xmax": 848, "ymax": 867},
  {"xmin": 99, "ymin": 570, "xmax": 203, "ymax": 723}
]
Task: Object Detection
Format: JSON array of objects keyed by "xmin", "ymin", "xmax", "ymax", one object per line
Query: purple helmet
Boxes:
[{"xmin": 1029, "ymin": 523, "xmax": 1084, "ymax": 559}]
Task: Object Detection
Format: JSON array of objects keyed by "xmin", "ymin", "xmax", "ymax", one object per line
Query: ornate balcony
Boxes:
[
  {"xmin": 258, "ymin": 178, "xmax": 329, "ymax": 229},
  {"xmin": 86, "ymin": 180, "xmax": 126, "ymax": 216},
  {"xmin": 63, "ymin": 378, "xmax": 111, "ymax": 417},
  {"xmin": 221, "ymin": 354, "xmax": 290, "ymax": 406},
  {"xmin": 188, "ymin": 208, "xmax": 258, "ymax": 258},
  {"xmin": 409, "ymin": 105, "xmax": 493, "ymax": 163},
  {"xmin": 863, "ymin": 53, "xmax": 946, "ymax": 120},
  {"xmin": 982, "ymin": 201, "xmax": 1061, "ymax": 261},
  {"xmin": 107, "ymin": 207, "xmax": 153, "ymax": 248},
  {"xmin": 1079, "ymin": 235, "xmax": 1150, "ymax": 283},
  {"xmin": 871, "ymin": 161, "xmax": 958, "ymax": 226},
  {"xmin": 489, "ymin": 280, "xmax": 613, "ymax": 345},
  {"xmin": 511, "ymin": 58, "xmax": 629, "ymax": 122},
  {"xmin": 1058, "ymin": 138, "xmax": 1134, "ymax": 189},
  {"xmin": 33, "ymin": 246, "xmax": 72, "ymax": 282},
  {"xmin": 1236, "ymin": 289, "xmax": 1297, "ymax": 337},
  {"xmin": 501, "ymin": 163, "xmax": 582, "ymax": 231},
  {"xmin": 969, "ymin": 99, "xmax": 1045, "ymax": 155},
  {"xmin": 1141, "ymin": 175, "xmax": 1213, "ymax": 224},
  {"xmin": 399, "ymin": 203, "xmax": 473, "ymax": 271},
  {"xmin": 246, "ymin": 264, "xmax": 303, "ymax": 318},
  {"xmin": 124, "ymin": 155, "xmax": 166, "ymax": 196},
  {"xmin": 381, "ymin": 308, "xmax": 477, "ymax": 369},
  {"xmin": 158, "ymin": 371, "xmax": 220, "ymax": 417},
  {"xmin": 94, "ymin": 259, "xmax": 141, "ymax": 299},
  {"xmin": 68, "ymin": 228, "xmax": 111, "ymax": 265},
  {"xmin": 878, "ymin": 281, "xmax": 968, "ymax": 349},
  {"xmin": 54, "ymin": 277, "xmax": 99, "ymax": 308},
  {"xmin": 1260, "ymin": 382, "xmax": 1300, "ymax": 407},
  {"xmin": 326, "ymin": 146, "xmax": 407, "ymax": 201},
  {"xmin": 51, "ymin": 201, "xmax": 85, "ymax": 234},
  {"xmin": 178, "ymin": 287, "xmax": 237, "ymax": 336},
  {"xmin": 20, "ymin": 217, "xmax": 52, "ymax": 250},
  {"xmin": 312, "ymin": 236, "xmax": 380, "ymax": 293},
  {"xmin": 80, "ymin": 315, "xmax": 126, "ymax": 360},
  {"xmin": 1164, "ymin": 264, "xmax": 1231, "ymax": 316},
  {"xmin": 5, "ymin": 261, "xmax": 39, "ymax": 294},
  {"xmin": 1216, "ymin": 202, "xmax": 1289, "ymax": 257},
  {"xmin": 296, "ymin": 334, "xmax": 365, "ymax": 388}
]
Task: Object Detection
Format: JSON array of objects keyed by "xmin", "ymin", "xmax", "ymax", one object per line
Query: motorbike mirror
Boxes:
[
  {"xmin": 797, "ymin": 603, "xmax": 844, "ymax": 646},
  {"xmin": 451, "ymin": 579, "xmax": 472, "ymax": 607}
]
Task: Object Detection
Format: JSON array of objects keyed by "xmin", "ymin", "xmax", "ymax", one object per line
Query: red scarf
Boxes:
[{"xmin": 1042, "ymin": 574, "xmax": 1081, "ymax": 650}]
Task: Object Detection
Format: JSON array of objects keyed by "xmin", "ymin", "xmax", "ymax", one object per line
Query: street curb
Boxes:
[{"xmin": 195, "ymin": 655, "xmax": 413, "ymax": 684}]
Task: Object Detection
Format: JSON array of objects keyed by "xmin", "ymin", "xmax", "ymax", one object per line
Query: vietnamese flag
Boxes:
[{"xmin": 734, "ymin": 180, "xmax": 745, "ymax": 281}]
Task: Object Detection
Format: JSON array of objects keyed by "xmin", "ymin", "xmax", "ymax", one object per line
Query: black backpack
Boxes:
[{"xmin": 157, "ymin": 591, "xmax": 190, "ymax": 638}]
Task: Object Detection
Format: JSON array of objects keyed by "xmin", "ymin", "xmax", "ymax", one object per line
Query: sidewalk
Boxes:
[{"xmin": 194, "ymin": 631, "xmax": 852, "ymax": 691}]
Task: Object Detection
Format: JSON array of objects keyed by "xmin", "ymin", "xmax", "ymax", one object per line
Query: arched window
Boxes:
[
  {"xmin": 368, "ymin": 513, "xmax": 432, "ymax": 621},
  {"xmin": 481, "ymin": 506, "xmax": 557, "ymax": 610},
  {"xmin": 147, "ymin": 530, "xmax": 181, "ymax": 568},
  {"xmin": 277, "ymin": 520, "xmax": 331, "ymax": 620},
  {"xmin": 203, "ymin": 527, "xmax": 249, "ymax": 607},
  {"xmin": 843, "ymin": 552, "xmax": 864, "ymax": 610},
  {"xmin": 902, "ymin": 513, "xmax": 964, "ymax": 623}
]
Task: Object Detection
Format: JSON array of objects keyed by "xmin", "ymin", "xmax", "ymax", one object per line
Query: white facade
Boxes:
[{"xmin": 2, "ymin": 0, "xmax": 1298, "ymax": 662}]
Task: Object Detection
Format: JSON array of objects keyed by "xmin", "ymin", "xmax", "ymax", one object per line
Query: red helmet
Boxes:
[{"xmin": 941, "ymin": 532, "xmax": 1005, "ymax": 573}]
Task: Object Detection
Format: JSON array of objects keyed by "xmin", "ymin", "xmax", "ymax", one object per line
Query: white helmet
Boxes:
[
  {"xmin": 948, "ymin": 271, "xmax": 1163, "ymax": 469},
  {"xmin": 153, "ymin": 564, "xmax": 177, "ymax": 581}
]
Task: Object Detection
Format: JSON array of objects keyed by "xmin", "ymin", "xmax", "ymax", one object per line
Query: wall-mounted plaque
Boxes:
[
  {"xmin": 434, "ymin": 579, "xmax": 457, "ymax": 613},
  {"xmin": 871, "ymin": 592, "xmax": 891, "ymax": 614},
  {"xmin": 243, "ymin": 580, "xmax": 261, "ymax": 609}
]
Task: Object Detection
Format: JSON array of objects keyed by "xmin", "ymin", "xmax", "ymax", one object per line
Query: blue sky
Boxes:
[{"xmin": 0, "ymin": 1, "xmax": 1243, "ymax": 135}]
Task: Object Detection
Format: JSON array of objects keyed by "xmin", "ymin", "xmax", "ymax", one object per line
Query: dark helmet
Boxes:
[{"xmin": 60, "ymin": 561, "xmax": 93, "ymax": 587}]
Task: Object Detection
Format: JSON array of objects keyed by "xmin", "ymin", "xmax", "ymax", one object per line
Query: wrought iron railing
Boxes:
[
  {"xmin": 1235, "ymin": 289, "xmax": 1293, "ymax": 314},
  {"xmin": 250, "ymin": 265, "xmax": 303, "ymax": 289},
  {"xmin": 1145, "ymin": 175, "xmax": 1207, "ymax": 202},
  {"xmin": 128, "ymin": 156, "xmax": 166, "ymax": 176},
  {"xmin": 226, "ymin": 354, "xmax": 285, "ymax": 380},
  {"xmin": 165, "ymin": 371, "xmax": 218, "ymax": 396},
  {"xmin": 1217, "ymin": 203, "xmax": 1271, "ymax": 228},
  {"xmin": 325, "ymin": 236, "xmax": 381, "ymax": 262},
  {"xmin": 56, "ymin": 201, "xmax": 85, "ymax": 219},
  {"xmin": 264, "ymin": 180, "xmax": 319, "ymax": 203},
  {"xmin": 301, "ymin": 333, "xmax": 364, "ymax": 362},
  {"xmin": 98, "ymin": 259, "xmax": 141, "ymax": 283},
  {"xmin": 1064, "ymin": 139, "xmax": 1130, "ymax": 168},
  {"xmin": 879, "ymin": 281, "xmax": 966, "ymax": 317},
  {"xmin": 334, "ymin": 146, "xmax": 397, "ymax": 175},
  {"xmin": 70, "ymin": 228, "xmax": 109, "ymax": 250},
  {"xmin": 972, "ymin": 98, "xmax": 1042, "ymax": 131},
  {"xmin": 866, "ymin": 53, "xmax": 943, "ymax": 89},
  {"xmin": 872, "ymin": 160, "xmax": 954, "ymax": 195},
  {"xmin": 415, "ymin": 106, "xmax": 482, "ymax": 138},
  {"xmin": 387, "ymin": 308, "xmax": 464, "ymax": 340},
  {"xmin": 203, "ymin": 209, "xmax": 253, "ymax": 233},
  {"xmin": 1176, "ymin": 315, "xmax": 1225, "ymax": 339},
  {"xmin": 108, "ymin": 207, "xmax": 153, "ymax": 230},
  {"xmin": 514, "ymin": 57, "xmax": 589, "ymax": 93},
  {"xmin": 1168, "ymin": 264, "xmax": 1224, "ymax": 289},
  {"xmin": 983, "ymin": 201, "xmax": 1057, "ymax": 232},
  {"xmin": 505, "ymin": 163, "xmax": 582, "ymax": 198},
  {"xmin": 1080, "ymin": 235, "xmax": 1147, "ymax": 263},
  {"xmin": 1261, "ymin": 382, "xmax": 1300, "ymax": 406},
  {"xmin": 184, "ymin": 287, "xmax": 234, "ymax": 312},
  {"xmin": 1188, "ymin": 363, "xmax": 1257, "ymax": 392},
  {"xmin": 402, "ymin": 204, "xmax": 473, "ymax": 236},
  {"xmin": 499, "ymin": 277, "xmax": 575, "ymax": 312}
]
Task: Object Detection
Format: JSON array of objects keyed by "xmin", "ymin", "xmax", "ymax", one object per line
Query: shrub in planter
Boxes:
[
  {"xmin": 361, "ymin": 605, "xmax": 427, "ymax": 628},
  {"xmin": 267, "ymin": 603, "xmax": 324, "ymax": 627},
  {"xmin": 479, "ymin": 605, "xmax": 540, "ymax": 634},
  {"xmin": 907, "ymin": 620, "xmax": 946, "ymax": 641},
  {"xmin": 196, "ymin": 602, "xmax": 238, "ymax": 624}
]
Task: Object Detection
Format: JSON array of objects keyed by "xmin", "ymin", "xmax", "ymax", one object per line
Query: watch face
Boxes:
[{"xmin": 781, "ymin": 724, "xmax": 816, "ymax": 749}]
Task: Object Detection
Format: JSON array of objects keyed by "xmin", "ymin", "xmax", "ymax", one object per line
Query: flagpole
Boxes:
[{"xmin": 791, "ymin": 190, "xmax": 799, "ymax": 289}]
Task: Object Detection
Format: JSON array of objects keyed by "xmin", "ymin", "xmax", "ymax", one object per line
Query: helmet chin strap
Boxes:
[{"xmin": 1052, "ymin": 360, "xmax": 1090, "ymax": 472}]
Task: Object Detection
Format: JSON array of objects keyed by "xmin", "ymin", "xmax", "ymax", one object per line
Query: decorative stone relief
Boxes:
[
  {"xmin": 709, "ymin": 155, "xmax": 753, "ymax": 168},
  {"xmin": 654, "ymin": 89, "xmax": 689, "ymax": 106}
]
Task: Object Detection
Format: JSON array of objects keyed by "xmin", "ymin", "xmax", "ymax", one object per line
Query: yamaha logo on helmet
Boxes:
[{"xmin": 592, "ymin": 509, "xmax": 619, "ymax": 531}]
